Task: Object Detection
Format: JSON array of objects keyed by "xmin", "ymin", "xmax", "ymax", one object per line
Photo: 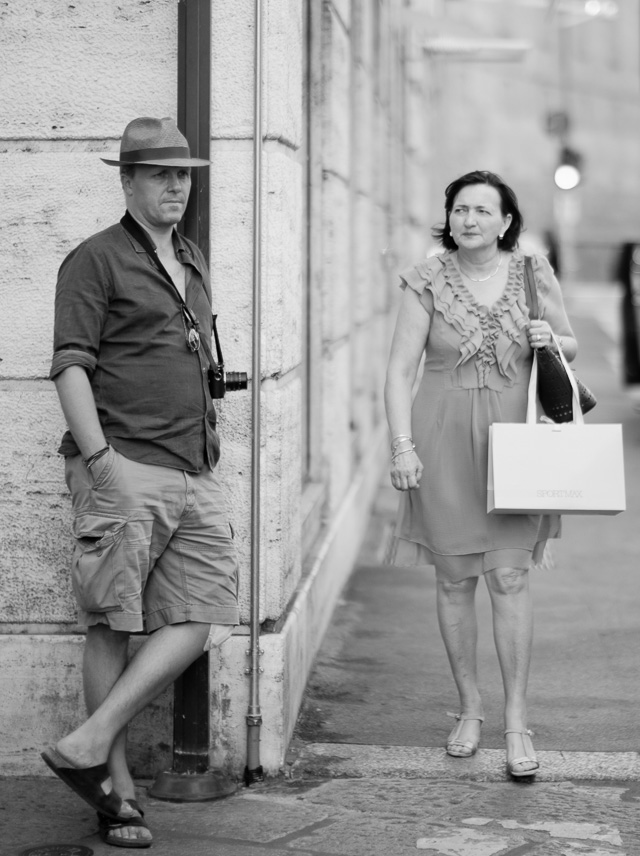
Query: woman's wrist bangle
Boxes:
[
  {"xmin": 391, "ymin": 446, "xmax": 415, "ymax": 462},
  {"xmin": 391, "ymin": 435, "xmax": 413, "ymax": 452},
  {"xmin": 83, "ymin": 445, "xmax": 110, "ymax": 468},
  {"xmin": 392, "ymin": 442, "xmax": 414, "ymax": 454},
  {"xmin": 391, "ymin": 435, "xmax": 412, "ymax": 451}
]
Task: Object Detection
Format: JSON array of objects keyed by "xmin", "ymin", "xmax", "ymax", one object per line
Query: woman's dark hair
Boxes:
[{"xmin": 432, "ymin": 170, "xmax": 523, "ymax": 252}]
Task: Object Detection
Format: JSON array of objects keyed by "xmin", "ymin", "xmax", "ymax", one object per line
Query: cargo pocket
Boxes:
[{"xmin": 71, "ymin": 510, "xmax": 128, "ymax": 612}]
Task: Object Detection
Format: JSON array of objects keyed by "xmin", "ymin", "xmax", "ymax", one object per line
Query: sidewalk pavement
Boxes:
[
  {"xmin": 5, "ymin": 281, "xmax": 640, "ymax": 856},
  {"xmin": 3, "ymin": 773, "xmax": 640, "ymax": 855}
]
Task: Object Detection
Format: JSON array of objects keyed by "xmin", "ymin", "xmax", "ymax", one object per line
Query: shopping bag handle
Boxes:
[{"xmin": 526, "ymin": 334, "xmax": 584, "ymax": 425}]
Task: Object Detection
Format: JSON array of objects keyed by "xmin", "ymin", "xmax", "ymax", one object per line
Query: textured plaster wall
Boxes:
[
  {"xmin": 1, "ymin": 0, "xmax": 432, "ymax": 775},
  {"xmin": 209, "ymin": 0, "xmax": 304, "ymax": 622},
  {"xmin": 0, "ymin": 0, "xmax": 185, "ymax": 777},
  {"xmin": 317, "ymin": 4, "xmax": 354, "ymax": 514},
  {"xmin": 0, "ymin": 636, "xmax": 173, "ymax": 777},
  {"xmin": 0, "ymin": 0, "xmax": 181, "ymax": 623},
  {"xmin": 0, "ymin": 1, "xmax": 178, "ymax": 138},
  {"xmin": 0, "ymin": 0, "xmax": 304, "ymax": 773},
  {"xmin": 311, "ymin": 0, "xmax": 430, "ymax": 527},
  {"xmin": 0, "ymin": 384, "xmax": 72, "ymax": 625},
  {"xmin": 0, "ymin": 0, "xmax": 305, "ymax": 626}
]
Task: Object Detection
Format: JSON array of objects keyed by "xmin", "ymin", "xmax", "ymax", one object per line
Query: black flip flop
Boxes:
[
  {"xmin": 41, "ymin": 746, "xmax": 125, "ymax": 820},
  {"xmin": 98, "ymin": 798, "xmax": 153, "ymax": 849}
]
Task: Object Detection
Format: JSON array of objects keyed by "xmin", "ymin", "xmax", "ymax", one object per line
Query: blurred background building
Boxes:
[{"xmin": 0, "ymin": 0, "xmax": 638, "ymax": 778}]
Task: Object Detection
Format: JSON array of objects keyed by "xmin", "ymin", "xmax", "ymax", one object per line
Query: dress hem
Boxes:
[{"xmin": 386, "ymin": 535, "xmax": 557, "ymax": 581}]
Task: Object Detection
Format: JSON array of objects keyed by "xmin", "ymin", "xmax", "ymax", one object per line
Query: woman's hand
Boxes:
[
  {"xmin": 528, "ymin": 320, "xmax": 556, "ymax": 350},
  {"xmin": 390, "ymin": 449, "xmax": 423, "ymax": 492}
]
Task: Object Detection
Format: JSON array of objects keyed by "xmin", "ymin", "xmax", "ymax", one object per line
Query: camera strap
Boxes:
[{"xmin": 120, "ymin": 211, "xmax": 222, "ymax": 374}]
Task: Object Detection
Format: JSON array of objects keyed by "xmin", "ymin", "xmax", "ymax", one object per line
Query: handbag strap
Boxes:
[
  {"xmin": 522, "ymin": 255, "xmax": 583, "ymax": 425},
  {"xmin": 523, "ymin": 256, "xmax": 539, "ymax": 320},
  {"xmin": 523, "ymin": 255, "xmax": 541, "ymax": 424},
  {"xmin": 526, "ymin": 348, "xmax": 539, "ymax": 425}
]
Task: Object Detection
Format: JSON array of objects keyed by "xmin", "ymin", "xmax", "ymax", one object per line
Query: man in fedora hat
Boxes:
[{"xmin": 44, "ymin": 117, "xmax": 240, "ymax": 847}]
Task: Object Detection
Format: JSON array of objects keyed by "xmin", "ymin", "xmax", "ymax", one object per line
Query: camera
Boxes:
[
  {"xmin": 208, "ymin": 367, "xmax": 248, "ymax": 399},
  {"xmin": 207, "ymin": 315, "xmax": 247, "ymax": 398}
]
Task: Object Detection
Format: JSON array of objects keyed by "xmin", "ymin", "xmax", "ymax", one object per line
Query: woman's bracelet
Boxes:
[
  {"xmin": 391, "ymin": 446, "xmax": 415, "ymax": 463},
  {"xmin": 83, "ymin": 445, "xmax": 110, "ymax": 468},
  {"xmin": 391, "ymin": 434, "xmax": 413, "ymax": 452},
  {"xmin": 391, "ymin": 443, "xmax": 414, "ymax": 457}
]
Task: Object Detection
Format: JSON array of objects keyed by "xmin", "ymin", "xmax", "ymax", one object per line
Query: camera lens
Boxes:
[{"xmin": 225, "ymin": 371, "xmax": 248, "ymax": 391}]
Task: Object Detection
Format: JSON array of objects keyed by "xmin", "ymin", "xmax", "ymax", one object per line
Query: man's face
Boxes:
[{"xmin": 123, "ymin": 164, "xmax": 192, "ymax": 230}]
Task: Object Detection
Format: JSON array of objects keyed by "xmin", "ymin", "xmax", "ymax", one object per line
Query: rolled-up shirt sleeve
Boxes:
[
  {"xmin": 50, "ymin": 348, "xmax": 98, "ymax": 380},
  {"xmin": 50, "ymin": 238, "xmax": 112, "ymax": 380}
]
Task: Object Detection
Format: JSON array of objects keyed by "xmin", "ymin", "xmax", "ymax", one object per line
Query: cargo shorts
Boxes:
[{"xmin": 64, "ymin": 446, "xmax": 240, "ymax": 634}]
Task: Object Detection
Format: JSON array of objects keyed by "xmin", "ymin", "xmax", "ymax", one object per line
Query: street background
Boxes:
[
  {"xmin": 4, "ymin": 281, "xmax": 640, "ymax": 856},
  {"xmin": 3, "ymin": 0, "xmax": 640, "ymax": 782}
]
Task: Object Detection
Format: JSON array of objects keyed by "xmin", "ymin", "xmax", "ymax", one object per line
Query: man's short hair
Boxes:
[{"xmin": 119, "ymin": 164, "xmax": 136, "ymax": 179}]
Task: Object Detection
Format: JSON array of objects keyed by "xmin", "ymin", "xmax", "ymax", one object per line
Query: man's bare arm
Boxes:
[{"xmin": 54, "ymin": 365, "xmax": 107, "ymax": 459}]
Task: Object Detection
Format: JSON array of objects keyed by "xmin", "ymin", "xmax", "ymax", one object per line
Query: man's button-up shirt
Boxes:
[{"xmin": 50, "ymin": 213, "xmax": 220, "ymax": 473}]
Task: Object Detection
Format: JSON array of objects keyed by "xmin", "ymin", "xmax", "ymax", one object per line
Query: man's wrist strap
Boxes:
[{"xmin": 83, "ymin": 445, "xmax": 110, "ymax": 468}]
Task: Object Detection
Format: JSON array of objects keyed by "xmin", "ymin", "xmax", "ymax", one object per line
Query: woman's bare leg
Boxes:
[
  {"xmin": 436, "ymin": 572, "xmax": 484, "ymax": 746},
  {"xmin": 485, "ymin": 566, "xmax": 538, "ymax": 774}
]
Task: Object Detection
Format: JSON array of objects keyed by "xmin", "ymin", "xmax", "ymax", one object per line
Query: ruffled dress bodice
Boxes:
[{"xmin": 401, "ymin": 252, "xmax": 540, "ymax": 390}]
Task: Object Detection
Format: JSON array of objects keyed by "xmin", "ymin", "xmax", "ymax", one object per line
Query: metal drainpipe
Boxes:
[{"xmin": 244, "ymin": 0, "xmax": 265, "ymax": 787}]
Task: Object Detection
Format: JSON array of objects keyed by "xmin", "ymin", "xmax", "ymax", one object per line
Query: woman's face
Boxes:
[{"xmin": 448, "ymin": 184, "xmax": 512, "ymax": 253}]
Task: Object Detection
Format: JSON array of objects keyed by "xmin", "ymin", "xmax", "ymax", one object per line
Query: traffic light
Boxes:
[{"xmin": 554, "ymin": 146, "xmax": 583, "ymax": 190}]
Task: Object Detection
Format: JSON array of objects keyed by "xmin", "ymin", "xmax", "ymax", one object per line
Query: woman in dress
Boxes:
[{"xmin": 384, "ymin": 170, "xmax": 577, "ymax": 778}]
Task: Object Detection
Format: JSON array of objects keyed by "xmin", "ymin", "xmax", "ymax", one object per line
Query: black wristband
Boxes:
[{"xmin": 83, "ymin": 445, "xmax": 110, "ymax": 468}]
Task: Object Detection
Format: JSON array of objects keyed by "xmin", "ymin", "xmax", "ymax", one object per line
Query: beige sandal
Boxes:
[
  {"xmin": 446, "ymin": 712, "xmax": 484, "ymax": 758},
  {"xmin": 504, "ymin": 728, "xmax": 540, "ymax": 777}
]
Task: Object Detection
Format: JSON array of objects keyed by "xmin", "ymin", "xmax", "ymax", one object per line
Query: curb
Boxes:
[{"xmin": 290, "ymin": 743, "xmax": 640, "ymax": 783}]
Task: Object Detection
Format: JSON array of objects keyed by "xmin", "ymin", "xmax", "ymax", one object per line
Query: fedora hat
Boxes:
[{"xmin": 101, "ymin": 116, "xmax": 210, "ymax": 167}]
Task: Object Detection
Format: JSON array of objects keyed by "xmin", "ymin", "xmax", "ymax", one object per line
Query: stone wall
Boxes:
[
  {"xmin": 0, "ymin": 0, "xmax": 431, "ymax": 776},
  {"xmin": 0, "ymin": 0, "xmax": 181, "ymax": 777}
]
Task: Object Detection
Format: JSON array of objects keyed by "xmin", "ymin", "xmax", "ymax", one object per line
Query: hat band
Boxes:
[{"xmin": 120, "ymin": 146, "xmax": 192, "ymax": 163}]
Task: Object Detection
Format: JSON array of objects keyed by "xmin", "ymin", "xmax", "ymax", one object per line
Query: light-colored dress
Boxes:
[{"xmin": 388, "ymin": 249, "xmax": 569, "ymax": 582}]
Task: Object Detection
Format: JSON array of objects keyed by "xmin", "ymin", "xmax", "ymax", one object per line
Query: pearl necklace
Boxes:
[{"xmin": 460, "ymin": 253, "xmax": 502, "ymax": 283}]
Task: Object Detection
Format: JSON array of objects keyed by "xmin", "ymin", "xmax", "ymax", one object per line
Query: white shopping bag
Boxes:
[{"xmin": 488, "ymin": 345, "xmax": 626, "ymax": 515}]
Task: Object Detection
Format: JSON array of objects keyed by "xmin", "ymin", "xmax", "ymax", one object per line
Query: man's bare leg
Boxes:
[
  {"xmin": 56, "ymin": 621, "xmax": 210, "ymax": 788},
  {"xmin": 81, "ymin": 624, "xmax": 153, "ymax": 843}
]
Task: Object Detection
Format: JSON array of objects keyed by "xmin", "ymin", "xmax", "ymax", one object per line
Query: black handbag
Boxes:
[{"xmin": 523, "ymin": 256, "xmax": 597, "ymax": 423}]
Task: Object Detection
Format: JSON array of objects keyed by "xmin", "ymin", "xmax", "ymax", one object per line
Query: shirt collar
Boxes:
[{"xmin": 121, "ymin": 210, "xmax": 198, "ymax": 268}]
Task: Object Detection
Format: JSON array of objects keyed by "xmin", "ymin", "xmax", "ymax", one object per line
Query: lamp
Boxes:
[{"xmin": 554, "ymin": 146, "xmax": 583, "ymax": 189}]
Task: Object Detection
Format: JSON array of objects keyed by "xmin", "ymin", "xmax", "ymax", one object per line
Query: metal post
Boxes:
[
  {"xmin": 149, "ymin": 0, "xmax": 234, "ymax": 801},
  {"xmin": 243, "ymin": 0, "xmax": 264, "ymax": 787}
]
